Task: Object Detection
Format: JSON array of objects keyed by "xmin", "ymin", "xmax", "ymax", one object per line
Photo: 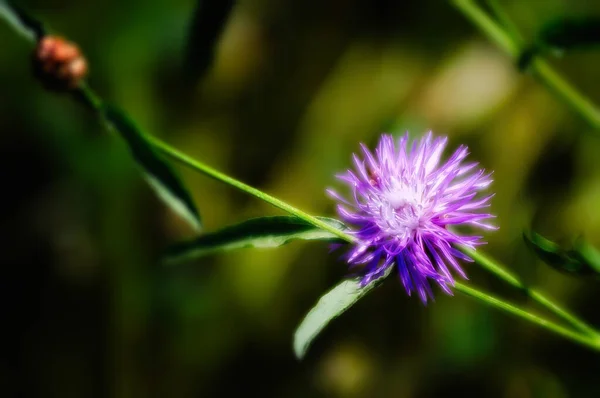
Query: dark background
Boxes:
[{"xmin": 2, "ymin": 0, "xmax": 600, "ymax": 397}]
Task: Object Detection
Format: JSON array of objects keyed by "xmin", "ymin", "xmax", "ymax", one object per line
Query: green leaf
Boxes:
[
  {"xmin": 164, "ymin": 216, "xmax": 348, "ymax": 264},
  {"xmin": 0, "ymin": 0, "xmax": 45, "ymax": 42},
  {"xmin": 184, "ymin": 0, "xmax": 236, "ymax": 83},
  {"xmin": 538, "ymin": 17, "xmax": 600, "ymax": 51},
  {"xmin": 102, "ymin": 104, "xmax": 202, "ymax": 231},
  {"xmin": 523, "ymin": 231, "xmax": 600, "ymax": 277},
  {"xmin": 519, "ymin": 17, "xmax": 600, "ymax": 70},
  {"xmin": 570, "ymin": 238, "xmax": 600, "ymax": 274},
  {"xmin": 293, "ymin": 266, "xmax": 393, "ymax": 360}
]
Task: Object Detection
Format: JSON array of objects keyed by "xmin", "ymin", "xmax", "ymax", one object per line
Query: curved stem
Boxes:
[
  {"xmin": 454, "ymin": 282, "xmax": 600, "ymax": 351},
  {"xmin": 462, "ymin": 247, "xmax": 600, "ymax": 338},
  {"xmin": 451, "ymin": 0, "xmax": 600, "ymax": 128}
]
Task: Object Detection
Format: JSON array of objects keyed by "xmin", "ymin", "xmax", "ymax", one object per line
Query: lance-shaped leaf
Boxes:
[
  {"xmin": 184, "ymin": 0, "xmax": 236, "ymax": 83},
  {"xmin": 569, "ymin": 238, "xmax": 600, "ymax": 275},
  {"xmin": 102, "ymin": 104, "xmax": 202, "ymax": 231},
  {"xmin": 293, "ymin": 266, "xmax": 394, "ymax": 360},
  {"xmin": 519, "ymin": 17, "xmax": 600, "ymax": 70},
  {"xmin": 164, "ymin": 216, "xmax": 348, "ymax": 264},
  {"xmin": 538, "ymin": 17, "xmax": 600, "ymax": 51},
  {"xmin": 0, "ymin": 0, "xmax": 45, "ymax": 42},
  {"xmin": 523, "ymin": 231, "xmax": 600, "ymax": 277}
]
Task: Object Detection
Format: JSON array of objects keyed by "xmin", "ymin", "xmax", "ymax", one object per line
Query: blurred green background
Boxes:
[{"xmin": 2, "ymin": 0, "xmax": 600, "ymax": 397}]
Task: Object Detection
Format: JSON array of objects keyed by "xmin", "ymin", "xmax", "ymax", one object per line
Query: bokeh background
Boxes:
[{"xmin": 2, "ymin": 0, "xmax": 600, "ymax": 397}]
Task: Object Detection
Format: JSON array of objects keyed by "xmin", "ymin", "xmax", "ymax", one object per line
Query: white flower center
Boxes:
[{"xmin": 376, "ymin": 187, "xmax": 426, "ymax": 238}]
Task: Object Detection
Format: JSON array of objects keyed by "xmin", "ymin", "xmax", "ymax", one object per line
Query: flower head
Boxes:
[{"xmin": 328, "ymin": 132, "xmax": 495, "ymax": 303}]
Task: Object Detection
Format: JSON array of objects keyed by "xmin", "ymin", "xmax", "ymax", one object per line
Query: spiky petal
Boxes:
[{"xmin": 328, "ymin": 132, "xmax": 495, "ymax": 303}]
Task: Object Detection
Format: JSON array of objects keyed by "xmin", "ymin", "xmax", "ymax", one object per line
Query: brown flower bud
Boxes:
[{"xmin": 33, "ymin": 36, "xmax": 88, "ymax": 91}]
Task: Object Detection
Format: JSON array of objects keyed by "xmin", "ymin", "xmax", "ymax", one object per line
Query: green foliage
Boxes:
[
  {"xmin": 570, "ymin": 238, "xmax": 600, "ymax": 274},
  {"xmin": 519, "ymin": 17, "xmax": 600, "ymax": 70},
  {"xmin": 3, "ymin": 0, "xmax": 600, "ymax": 394},
  {"xmin": 164, "ymin": 216, "xmax": 347, "ymax": 264},
  {"xmin": 537, "ymin": 17, "xmax": 600, "ymax": 51},
  {"xmin": 524, "ymin": 231, "xmax": 600, "ymax": 277},
  {"xmin": 0, "ymin": 1, "xmax": 203, "ymax": 231},
  {"xmin": 0, "ymin": 0, "xmax": 45, "ymax": 41},
  {"xmin": 102, "ymin": 104, "xmax": 202, "ymax": 231},
  {"xmin": 293, "ymin": 266, "xmax": 393, "ymax": 360}
]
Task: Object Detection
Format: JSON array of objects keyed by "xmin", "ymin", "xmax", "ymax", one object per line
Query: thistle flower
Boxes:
[{"xmin": 327, "ymin": 132, "xmax": 495, "ymax": 303}]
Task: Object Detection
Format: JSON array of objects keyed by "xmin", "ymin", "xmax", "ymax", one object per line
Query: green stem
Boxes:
[
  {"xmin": 75, "ymin": 83, "xmax": 357, "ymax": 244},
  {"xmin": 149, "ymin": 136, "xmax": 357, "ymax": 244},
  {"xmin": 75, "ymin": 83, "xmax": 358, "ymax": 244},
  {"xmin": 451, "ymin": 0, "xmax": 600, "ymax": 128},
  {"xmin": 484, "ymin": 0, "xmax": 524, "ymax": 45},
  {"xmin": 40, "ymin": 85, "xmax": 600, "ymax": 350},
  {"xmin": 451, "ymin": 0, "xmax": 600, "ymax": 339},
  {"xmin": 150, "ymin": 131, "xmax": 599, "ymax": 347},
  {"xmin": 532, "ymin": 61, "xmax": 600, "ymax": 128},
  {"xmin": 146, "ymin": 123, "xmax": 600, "ymax": 346},
  {"xmin": 1, "ymin": 4, "xmax": 596, "ymax": 352},
  {"xmin": 76, "ymin": 83, "xmax": 103, "ymax": 110},
  {"xmin": 462, "ymin": 247, "xmax": 600, "ymax": 338},
  {"xmin": 452, "ymin": 0, "xmax": 518, "ymax": 56},
  {"xmin": 454, "ymin": 282, "xmax": 600, "ymax": 351}
]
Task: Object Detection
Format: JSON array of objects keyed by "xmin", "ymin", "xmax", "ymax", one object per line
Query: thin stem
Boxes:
[
  {"xmin": 455, "ymin": 282, "xmax": 600, "ymax": 351},
  {"xmin": 452, "ymin": 0, "xmax": 518, "ymax": 56},
  {"xmin": 451, "ymin": 0, "xmax": 600, "ymax": 128},
  {"xmin": 148, "ymin": 129, "xmax": 600, "ymax": 346},
  {"xmin": 149, "ymin": 137, "xmax": 357, "ymax": 244},
  {"xmin": 485, "ymin": 0, "xmax": 524, "ymax": 45},
  {"xmin": 462, "ymin": 247, "xmax": 600, "ymax": 338},
  {"xmin": 532, "ymin": 61, "xmax": 600, "ymax": 128},
  {"xmin": 150, "ymin": 131, "xmax": 600, "ymax": 346},
  {"xmin": 75, "ymin": 84, "xmax": 357, "ymax": 243},
  {"xmin": 77, "ymin": 83, "xmax": 103, "ymax": 110},
  {"xmin": 1, "ymin": 3, "xmax": 596, "ymax": 351},
  {"xmin": 74, "ymin": 83, "xmax": 357, "ymax": 244}
]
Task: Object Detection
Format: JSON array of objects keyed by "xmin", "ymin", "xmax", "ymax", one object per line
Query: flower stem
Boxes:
[
  {"xmin": 451, "ymin": 0, "xmax": 600, "ymax": 129},
  {"xmin": 454, "ymin": 282, "xmax": 600, "ymax": 351},
  {"xmin": 1, "ymin": 4, "xmax": 595, "ymax": 352},
  {"xmin": 462, "ymin": 247, "xmax": 600, "ymax": 338},
  {"xmin": 146, "ymin": 126, "xmax": 600, "ymax": 348},
  {"xmin": 451, "ymin": 0, "xmax": 600, "ymax": 339},
  {"xmin": 148, "ymin": 136, "xmax": 358, "ymax": 244},
  {"xmin": 451, "ymin": 0, "xmax": 518, "ymax": 55},
  {"xmin": 74, "ymin": 84, "xmax": 357, "ymax": 243},
  {"xmin": 149, "ymin": 132, "xmax": 598, "ymax": 348},
  {"xmin": 484, "ymin": 0, "xmax": 523, "ymax": 45}
]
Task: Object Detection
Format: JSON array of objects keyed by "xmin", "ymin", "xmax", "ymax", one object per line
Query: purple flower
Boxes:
[{"xmin": 327, "ymin": 132, "xmax": 496, "ymax": 303}]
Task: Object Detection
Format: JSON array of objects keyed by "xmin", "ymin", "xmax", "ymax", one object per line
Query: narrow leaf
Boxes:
[
  {"xmin": 102, "ymin": 104, "xmax": 202, "ymax": 231},
  {"xmin": 293, "ymin": 266, "xmax": 393, "ymax": 360},
  {"xmin": 523, "ymin": 231, "xmax": 599, "ymax": 277},
  {"xmin": 571, "ymin": 238, "xmax": 600, "ymax": 274},
  {"xmin": 0, "ymin": 0, "xmax": 45, "ymax": 42},
  {"xmin": 519, "ymin": 17, "xmax": 600, "ymax": 70},
  {"xmin": 164, "ymin": 216, "xmax": 348, "ymax": 264},
  {"xmin": 184, "ymin": 0, "xmax": 236, "ymax": 83},
  {"xmin": 539, "ymin": 17, "xmax": 600, "ymax": 51}
]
